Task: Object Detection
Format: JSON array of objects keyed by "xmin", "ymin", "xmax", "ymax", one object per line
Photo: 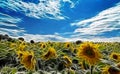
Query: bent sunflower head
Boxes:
[
  {"xmin": 62, "ymin": 55, "xmax": 72, "ymax": 68},
  {"xmin": 42, "ymin": 47, "xmax": 57, "ymax": 60},
  {"xmin": 102, "ymin": 66, "xmax": 120, "ymax": 74},
  {"xmin": 77, "ymin": 42, "xmax": 101, "ymax": 65},
  {"xmin": 20, "ymin": 50, "xmax": 36, "ymax": 71}
]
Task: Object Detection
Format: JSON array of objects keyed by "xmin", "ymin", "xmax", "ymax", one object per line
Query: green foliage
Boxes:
[{"xmin": 0, "ymin": 66, "xmax": 17, "ymax": 74}]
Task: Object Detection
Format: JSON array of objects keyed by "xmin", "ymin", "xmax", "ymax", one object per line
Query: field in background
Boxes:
[{"xmin": 0, "ymin": 35, "xmax": 120, "ymax": 74}]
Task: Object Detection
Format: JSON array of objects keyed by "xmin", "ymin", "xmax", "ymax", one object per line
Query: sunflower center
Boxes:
[
  {"xmin": 27, "ymin": 55, "xmax": 32, "ymax": 62},
  {"xmin": 85, "ymin": 48, "xmax": 95, "ymax": 58},
  {"xmin": 67, "ymin": 44, "xmax": 70, "ymax": 48},
  {"xmin": 113, "ymin": 54, "xmax": 118, "ymax": 59},
  {"xmin": 43, "ymin": 45, "xmax": 46, "ymax": 48}
]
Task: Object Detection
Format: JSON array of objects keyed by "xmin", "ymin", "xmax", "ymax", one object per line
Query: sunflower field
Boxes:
[{"xmin": 0, "ymin": 35, "xmax": 120, "ymax": 74}]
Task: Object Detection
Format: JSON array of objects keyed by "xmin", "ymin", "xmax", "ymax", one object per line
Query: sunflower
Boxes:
[
  {"xmin": 77, "ymin": 42, "xmax": 101, "ymax": 65},
  {"xmin": 102, "ymin": 66, "xmax": 120, "ymax": 74},
  {"xmin": 64, "ymin": 42, "xmax": 71, "ymax": 48},
  {"xmin": 42, "ymin": 47, "xmax": 57, "ymax": 60},
  {"xmin": 20, "ymin": 51, "xmax": 36, "ymax": 71},
  {"xmin": 110, "ymin": 52, "xmax": 120, "ymax": 62},
  {"xmin": 62, "ymin": 55, "xmax": 72, "ymax": 68},
  {"xmin": 39, "ymin": 42, "xmax": 46, "ymax": 49}
]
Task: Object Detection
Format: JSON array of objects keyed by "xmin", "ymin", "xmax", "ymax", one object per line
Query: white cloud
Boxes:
[
  {"xmin": 69, "ymin": 2, "xmax": 120, "ymax": 42},
  {"xmin": 90, "ymin": 37, "xmax": 120, "ymax": 42},
  {"xmin": 20, "ymin": 34, "xmax": 69, "ymax": 42},
  {"xmin": 16, "ymin": 33, "xmax": 120, "ymax": 42},
  {"xmin": 63, "ymin": 0, "xmax": 80, "ymax": 8},
  {"xmin": 71, "ymin": 2, "xmax": 120, "ymax": 35},
  {"xmin": 0, "ymin": 13, "xmax": 21, "ymax": 26},
  {"xmin": 0, "ymin": 13, "xmax": 26, "ymax": 36},
  {"xmin": 69, "ymin": 36, "xmax": 120, "ymax": 42},
  {"xmin": 0, "ymin": 0, "xmax": 76, "ymax": 20},
  {"xmin": 74, "ymin": 28, "xmax": 119, "ymax": 35},
  {"xmin": 0, "ymin": 28, "xmax": 25, "ymax": 36}
]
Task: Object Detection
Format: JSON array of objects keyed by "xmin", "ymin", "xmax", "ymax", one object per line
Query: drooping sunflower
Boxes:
[
  {"xmin": 102, "ymin": 66, "xmax": 120, "ymax": 74},
  {"xmin": 42, "ymin": 47, "xmax": 57, "ymax": 60},
  {"xmin": 110, "ymin": 52, "xmax": 120, "ymax": 62},
  {"xmin": 20, "ymin": 50, "xmax": 36, "ymax": 71},
  {"xmin": 77, "ymin": 42, "xmax": 101, "ymax": 65},
  {"xmin": 62, "ymin": 55, "xmax": 72, "ymax": 68}
]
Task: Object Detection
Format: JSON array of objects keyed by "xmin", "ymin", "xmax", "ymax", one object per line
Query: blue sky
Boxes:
[{"xmin": 0, "ymin": 0, "xmax": 120, "ymax": 42}]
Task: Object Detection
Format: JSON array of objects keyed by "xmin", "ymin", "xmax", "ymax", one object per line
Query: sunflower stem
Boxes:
[
  {"xmin": 90, "ymin": 65, "xmax": 94, "ymax": 74},
  {"xmin": 36, "ymin": 59, "xmax": 39, "ymax": 71},
  {"xmin": 55, "ymin": 58, "xmax": 58, "ymax": 74},
  {"xmin": 42, "ymin": 61, "xmax": 45, "ymax": 74}
]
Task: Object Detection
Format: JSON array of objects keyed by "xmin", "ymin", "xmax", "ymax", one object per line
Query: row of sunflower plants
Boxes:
[{"xmin": 0, "ymin": 39, "xmax": 120, "ymax": 74}]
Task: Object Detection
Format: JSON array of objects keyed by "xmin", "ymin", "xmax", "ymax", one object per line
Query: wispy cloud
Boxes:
[
  {"xmin": 0, "ymin": 0, "xmax": 77, "ymax": 20},
  {"xmin": 63, "ymin": 0, "xmax": 80, "ymax": 8},
  {"xmin": 71, "ymin": 2, "xmax": 120, "ymax": 35},
  {"xmin": 0, "ymin": 13, "xmax": 25, "ymax": 36},
  {"xmin": 70, "ymin": 2, "xmax": 120, "ymax": 42},
  {"xmin": 17, "ymin": 30, "xmax": 120, "ymax": 42},
  {"xmin": 0, "ymin": 28, "xmax": 25, "ymax": 36},
  {"xmin": 0, "ymin": 13, "xmax": 21, "ymax": 26},
  {"xmin": 69, "ymin": 36, "xmax": 120, "ymax": 42},
  {"xmin": 20, "ymin": 34, "xmax": 69, "ymax": 42}
]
